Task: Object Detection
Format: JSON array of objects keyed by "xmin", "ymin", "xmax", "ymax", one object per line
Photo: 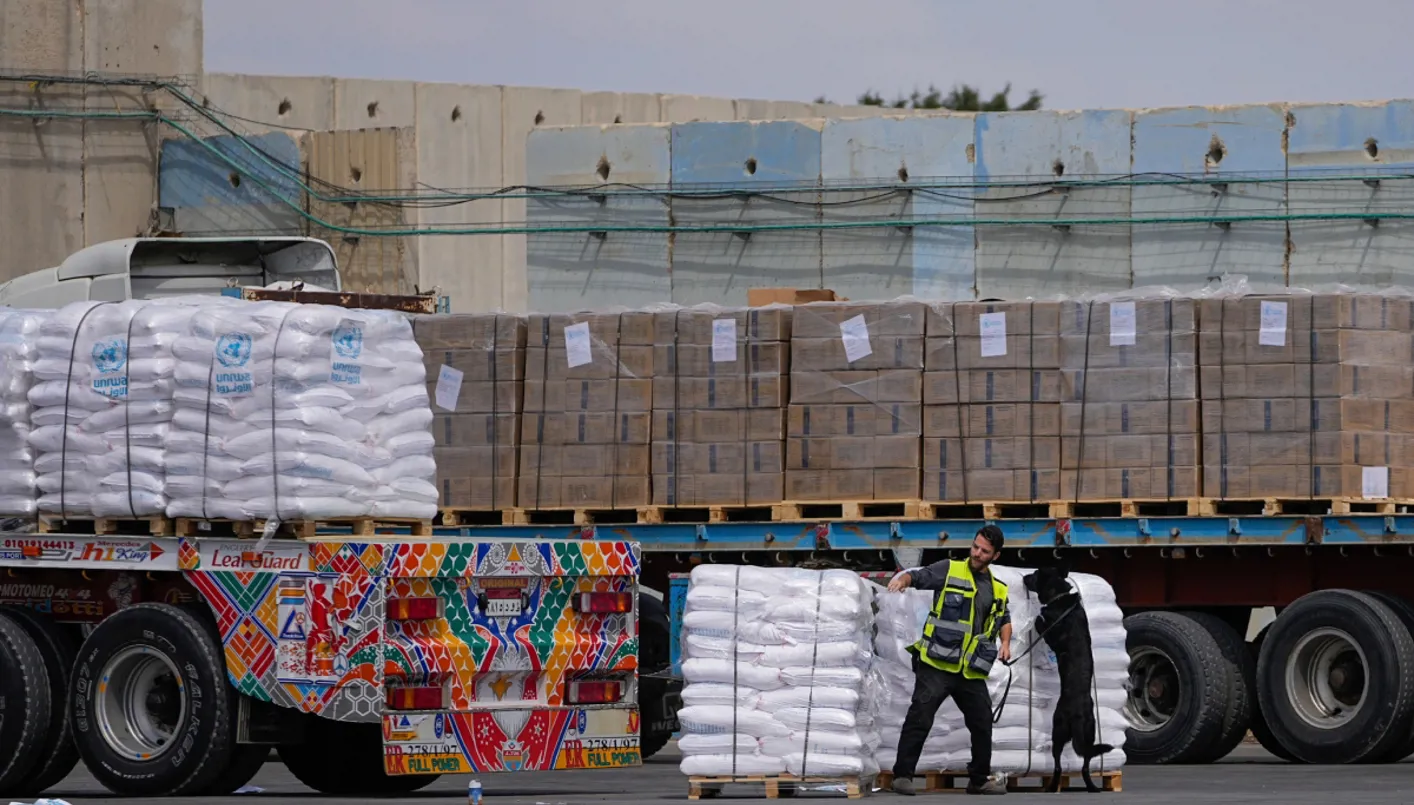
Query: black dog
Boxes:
[{"xmin": 1022, "ymin": 565, "xmax": 1114, "ymax": 793}]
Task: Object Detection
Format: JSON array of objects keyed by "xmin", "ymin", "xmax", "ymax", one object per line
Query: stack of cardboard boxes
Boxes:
[
  {"xmin": 786, "ymin": 301, "xmax": 926, "ymax": 502},
  {"xmin": 651, "ymin": 307, "xmax": 791, "ymax": 507},
  {"xmin": 519, "ymin": 312, "xmax": 655, "ymax": 509},
  {"xmin": 1199, "ymin": 293, "xmax": 1414, "ymax": 500},
  {"xmin": 922, "ymin": 301, "xmax": 1062, "ymax": 503},
  {"xmin": 414, "ymin": 314, "xmax": 525, "ymax": 513},
  {"xmin": 1059, "ymin": 298, "xmax": 1199, "ymax": 501}
]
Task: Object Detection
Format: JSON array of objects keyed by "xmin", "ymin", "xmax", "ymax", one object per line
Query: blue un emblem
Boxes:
[
  {"xmin": 91, "ymin": 338, "xmax": 127, "ymax": 374},
  {"xmin": 332, "ymin": 323, "xmax": 363, "ymax": 360},
  {"xmin": 215, "ymin": 332, "xmax": 253, "ymax": 368}
]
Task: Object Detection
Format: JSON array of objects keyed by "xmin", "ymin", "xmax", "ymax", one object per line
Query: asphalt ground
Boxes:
[{"xmin": 30, "ymin": 742, "xmax": 1414, "ymax": 804}]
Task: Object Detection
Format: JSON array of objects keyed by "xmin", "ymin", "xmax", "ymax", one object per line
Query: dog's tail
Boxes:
[{"xmin": 1086, "ymin": 743, "xmax": 1115, "ymax": 759}]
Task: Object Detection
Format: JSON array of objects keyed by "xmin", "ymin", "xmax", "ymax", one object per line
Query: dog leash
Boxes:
[{"xmin": 991, "ymin": 590, "xmax": 1083, "ymax": 725}]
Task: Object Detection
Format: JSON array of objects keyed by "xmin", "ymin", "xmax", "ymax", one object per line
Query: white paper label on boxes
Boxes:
[
  {"xmin": 1363, "ymin": 466, "xmax": 1390, "ymax": 499},
  {"xmin": 564, "ymin": 322, "xmax": 593, "ymax": 367},
  {"xmin": 1259, "ymin": 301, "xmax": 1288, "ymax": 347},
  {"xmin": 840, "ymin": 314, "xmax": 873, "ymax": 363},
  {"xmin": 711, "ymin": 318, "xmax": 737, "ymax": 363},
  {"xmin": 979, "ymin": 312, "xmax": 1007, "ymax": 357},
  {"xmin": 1109, "ymin": 302, "xmax": 1137, "ymax": 346},
  {"xmin": 435, "ymin": 365, "xmax": 464, "ymax": 411}
]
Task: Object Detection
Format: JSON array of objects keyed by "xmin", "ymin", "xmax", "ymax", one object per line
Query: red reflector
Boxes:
[
  {"xmin": 567, "ymin": 679, "xmax": 623, "ymax": 705},
  {"xmin": 575, "ymin": 592, "xmax": 632, "ymax": 613},
  {"xmin": 20, "ymin": 545, "xmax": 41, "ymax": 558},
  {"xmin": 386, "ymin": 686, "xmax": 443, "ymax": 710},
  {"xmin": 388, "ymin": 597, "xmax": 440, "ymax": 620}
]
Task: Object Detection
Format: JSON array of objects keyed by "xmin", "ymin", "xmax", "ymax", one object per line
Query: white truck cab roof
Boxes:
[{"xmin": 0, "ymin": 237, "xmax": 340, "ymax": 308}]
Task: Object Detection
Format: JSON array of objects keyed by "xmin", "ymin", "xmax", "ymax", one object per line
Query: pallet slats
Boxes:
[
  {"xmin": 38, "ymin": 515, "xmax": 171, "ymax": 536},
  {"xmin": 174, "ymin": 517, "xmax": 433, "ymax": 539},
  {"xmin": 876, "ymin": 769, "xmax": 1121, "ymax": 793},
  {"xmin": 688, "ymin": 774, "xmax": 871, "ymax": 800}
]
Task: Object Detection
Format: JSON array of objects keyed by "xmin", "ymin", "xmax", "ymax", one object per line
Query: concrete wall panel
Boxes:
[
  {"xmin": 202, "ymin": 73, "xmax": 336, "ymax": 132},
  {"xmin": 0, "ymin": 0, "xmax": 85, "ymax": 279},
  {"xmin": 527, "ymin": 124, "xmax": 672, "ymax": 311},
  {"xmin": 974, "ymin": 109, "xmax": 1132, "ymax": 298},
  {"xmin": 671, "ymin": 120, "xmax": 823, "ymax": 305},
  {"xmin": 820, "ymin": 115, "xmax": 975, "ymax": 300},
  {"xmin": 735, "ymin": 99, "xmax": 817, "ymax": 121},
  {"xmin": 82, "ymin": 0, "xmax": 203, "ymax": 247},
  {"xmin": 1132, "ymin": 104, "xmax": 1288, "ymax": 288},
  {"xmin": 159, "ymin": 132, "xmax": 303, "ymax": 235},
  {"xmin": 1286, "ymin": 101, "xmax": 1414, "ymax": 286},
  {"xmin": 414, "ymin": 82, "xmax": 503, "ymax": 311},
  {"xmin": 662, "ymin": 95, "xmax": 737, "ymax": 124},
  {"xmin": 582, "ymin": 91, "xmax": 662, "ymax": 125},
  {"xmin": 501, "ymin": 86, "xmax": 583, "ymax": 312},
  {"xmin": 333, "ymin": 78, "xmax": 416, "ymax": 130}
]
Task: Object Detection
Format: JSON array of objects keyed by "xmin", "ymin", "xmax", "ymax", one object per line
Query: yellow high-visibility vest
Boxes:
[{"xmin": 913, "ymin": 559, "xmax": 1009, "ymax": 679}]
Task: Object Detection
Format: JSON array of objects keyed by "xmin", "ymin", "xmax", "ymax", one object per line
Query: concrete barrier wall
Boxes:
[{"xmin": 525, "ymin": 101, "xmax": 1414, "ymax": 311}]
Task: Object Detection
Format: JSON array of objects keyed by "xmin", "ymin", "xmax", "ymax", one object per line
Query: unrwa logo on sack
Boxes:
[
  {"xmin": 215, "ymin": 332, "xmax": 253, "ymax": 368},
  {"xmin": 332, "ymin": 323, "xmax": 363, "ymax": 359},
  {"xmin": 91, "ymin": 338, "xmax": 127, "ymax": 374}
]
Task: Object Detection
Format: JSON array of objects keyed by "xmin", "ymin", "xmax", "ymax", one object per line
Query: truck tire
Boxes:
[
  {"xmin": 638, "ymin": 591, "xmax": 677, "ymax": 761},
  {"xmin": 1358, "ymin": 591, "xmax": 1414, "ymax": 762},
  {"xmin": 1248, "ymin": 627, "xmax": 1301, "ymax": 763},
  {"xmin": 1255, "ymin": 590, "xmax": 1414, "ymax": 764},
  {"xmin": 1179, "ymin": 611, "xmax": 1255, "ymax": 762},
  {"xmin": 69, "ymin": 603, "xmax": 235, "ymax": 796},
  {"xmin": 198, "ymin": 744, "xmax": 268, "ymax": 795},
  {"xmin": 280, "ymin": 718, "xmax": 439, "ymax": 794},
  {"xmin": 0, "ymin": 610, "xmax": 51, "ymax": 795},
  {"xmin": 2, "ymin": 607, "xmax": 81, "ymax": 795},
  {"xmin": 1121, "ymin": 611, "xmax": 1230, "ymax": 764}
]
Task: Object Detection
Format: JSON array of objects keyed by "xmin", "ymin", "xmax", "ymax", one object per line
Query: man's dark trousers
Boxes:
[{"xmin": 893, "ymin": 656, "xmax": 993, "ymax": 784}]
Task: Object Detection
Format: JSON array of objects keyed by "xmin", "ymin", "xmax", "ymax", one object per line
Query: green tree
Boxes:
[{"xmin": 855, "ymin": 83, "xmax": 1043, "ymax": 112}]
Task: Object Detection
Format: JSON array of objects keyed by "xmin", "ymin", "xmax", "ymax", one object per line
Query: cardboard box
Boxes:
[{"xmin": 747, "ymin": 288, "xmax": 842, "ymax": 306}]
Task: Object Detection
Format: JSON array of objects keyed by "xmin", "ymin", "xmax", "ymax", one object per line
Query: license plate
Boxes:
[{"xmin": 486, "ymin": 598, "xmax": 522, "ymax": 617}]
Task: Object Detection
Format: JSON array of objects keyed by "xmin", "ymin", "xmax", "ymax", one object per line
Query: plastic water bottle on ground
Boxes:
[{"xmin": 468, "ymin": 779, "xmax": 483, "ymax": 805}]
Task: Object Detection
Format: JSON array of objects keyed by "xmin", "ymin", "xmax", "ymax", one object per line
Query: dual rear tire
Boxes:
[{"xmin": 1123, "ymin": 590, "xmax": 1414, "ymax": 765}]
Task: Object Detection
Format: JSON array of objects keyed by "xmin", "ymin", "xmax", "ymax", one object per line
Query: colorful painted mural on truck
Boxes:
[{"xmin": 178, "ymin": 538, "xmax": 642, "ymax": 772}]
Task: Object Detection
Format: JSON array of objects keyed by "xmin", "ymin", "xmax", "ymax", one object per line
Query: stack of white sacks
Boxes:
[
  {"xmin": 872, "ymin": 566, "xmax": 1129, "ymax": 776},
  {"xmin": 164, "ymin": 300, "xmax": 438, "ymax": 521},
  {"xmin": 0, "ymin": 309, "xmax": 49, "ymax": 516},
  {"xmin": 27, "ymin": 300, "xmax": 201, "ymax": 517},
  {"xmin": 8, "ymin": 297, "xmax": 438, "ymax": 522},
  {"xmin": 676, "ymin": 565, "xmax": 882, "ymax": 778}
]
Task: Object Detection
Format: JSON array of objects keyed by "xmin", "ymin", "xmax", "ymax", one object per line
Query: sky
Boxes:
[{"xmin": 204, "ymin": 0, "xmax": 1414, "ymax": 111}]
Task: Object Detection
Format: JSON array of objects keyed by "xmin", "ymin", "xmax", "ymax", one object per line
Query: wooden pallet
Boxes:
[
  {"xmin": 437, "ymin": 508, "xmax": 515, "ymax": 527},
  {"xmin": 174, "ymin": 517, "xmax": 433, "ymax": 539},
  {"xmin": 508, "ymin": 507, "xmax": 645, "ymax": 526},
  {"xmin": 876, "ymin": 769, "xmax": 1121, "ymax": 793},
  {"xmin": 688, "ymin": 774, "xmax": 871, "ymax": 800},
  {"xmin": 638, "ymin": 505, "xmax": 778, "ymax": 524},
  {"xmin": 38, "ymin": 515, "xmax": 171, "ymax": 536},
  {"xmin": 1047, "ymin": 498, "xmax": 1205, "ymax": 519},
  {"xmin": 775, "ymin": 500, "xmax": 924, "ymax": 521},
  {"xmin": 1197, "ymin": 497, "xmax": 1413, "ymax": 517}
]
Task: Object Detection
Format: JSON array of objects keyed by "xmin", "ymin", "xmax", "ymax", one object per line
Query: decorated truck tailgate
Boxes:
[{"xmin": 380, "ymin": 539, "xmax": 642, "ymax": 774}]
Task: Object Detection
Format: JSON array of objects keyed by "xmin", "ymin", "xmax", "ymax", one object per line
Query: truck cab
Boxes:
[{"xmin": 0, "ymin": 236, "xmax": 341, "ymax": 307}]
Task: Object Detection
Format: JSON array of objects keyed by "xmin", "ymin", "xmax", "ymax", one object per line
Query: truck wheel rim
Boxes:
[
  {"xmin": 95, "ymin": 646, "xmax": 188, "ymax": 761},
  {"xmin": 1125, "ymin": 646, "xmax": 1179, "ymax": 732},
  {"xmin": 1284, "ymin": 627, "xmax": 1366, "ymax": 729}
]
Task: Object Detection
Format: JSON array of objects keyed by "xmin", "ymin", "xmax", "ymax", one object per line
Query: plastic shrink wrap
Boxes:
[
  {"xmin": 0, "ymin": 309, "xmax": 49, "ymax": 516},
  {"xmin": 164, "ymin": 300, "xmax": 436, "ymax": 521},
  {"xmin": 677, "ymin": 564, "xmax": 882, "ymax": 778},
  {"xmin": 871, "ymin": 565, "xmax": 1129, "ymax": 775}
]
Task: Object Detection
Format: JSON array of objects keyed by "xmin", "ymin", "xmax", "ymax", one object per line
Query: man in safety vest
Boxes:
[{"xmin": 886, "ymin": 524, "xmax": 1012, "ymax": 796}]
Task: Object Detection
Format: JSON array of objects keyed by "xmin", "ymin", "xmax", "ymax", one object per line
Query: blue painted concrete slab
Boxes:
[
  {"xmin": 526, "ymin": 125, "xmax": 671, "ymax": 311},
  {"xmin": 1286, "ymin": 101, "xmax": 1414, "ymax": 286},
  {"xmin": 670, "ymin": 121, "xmax": 823, "ymax": 304},
  {"xmin": 158, "ymin": 132, "xmax": 303, "ymax": 235},
  {"xmin": 820, "ymin": 115, "xmax": 976, "ymax": 300},
  {"xmin": 974, "ymin": 110, "xmax": 1133, "ymax": 297},
  {"xmin": 1131, "ymin": 105, "xmax": 1288, "ymax": 289}
]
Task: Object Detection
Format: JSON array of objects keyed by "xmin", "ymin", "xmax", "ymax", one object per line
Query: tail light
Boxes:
[
  {"xmin": 574, "ymin": 592, "xmax": 632, "ymax": 614},
  {"xmin": 567, "ymin": 678, "xmax": 624, "ymax": 705},
  {"xmin": 388, "ymin": 597, "xmax": 441, "ymax": 621},
  {"xmin": 386, "ymin": 685, "xmax": 444, "ymax": 711}
]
